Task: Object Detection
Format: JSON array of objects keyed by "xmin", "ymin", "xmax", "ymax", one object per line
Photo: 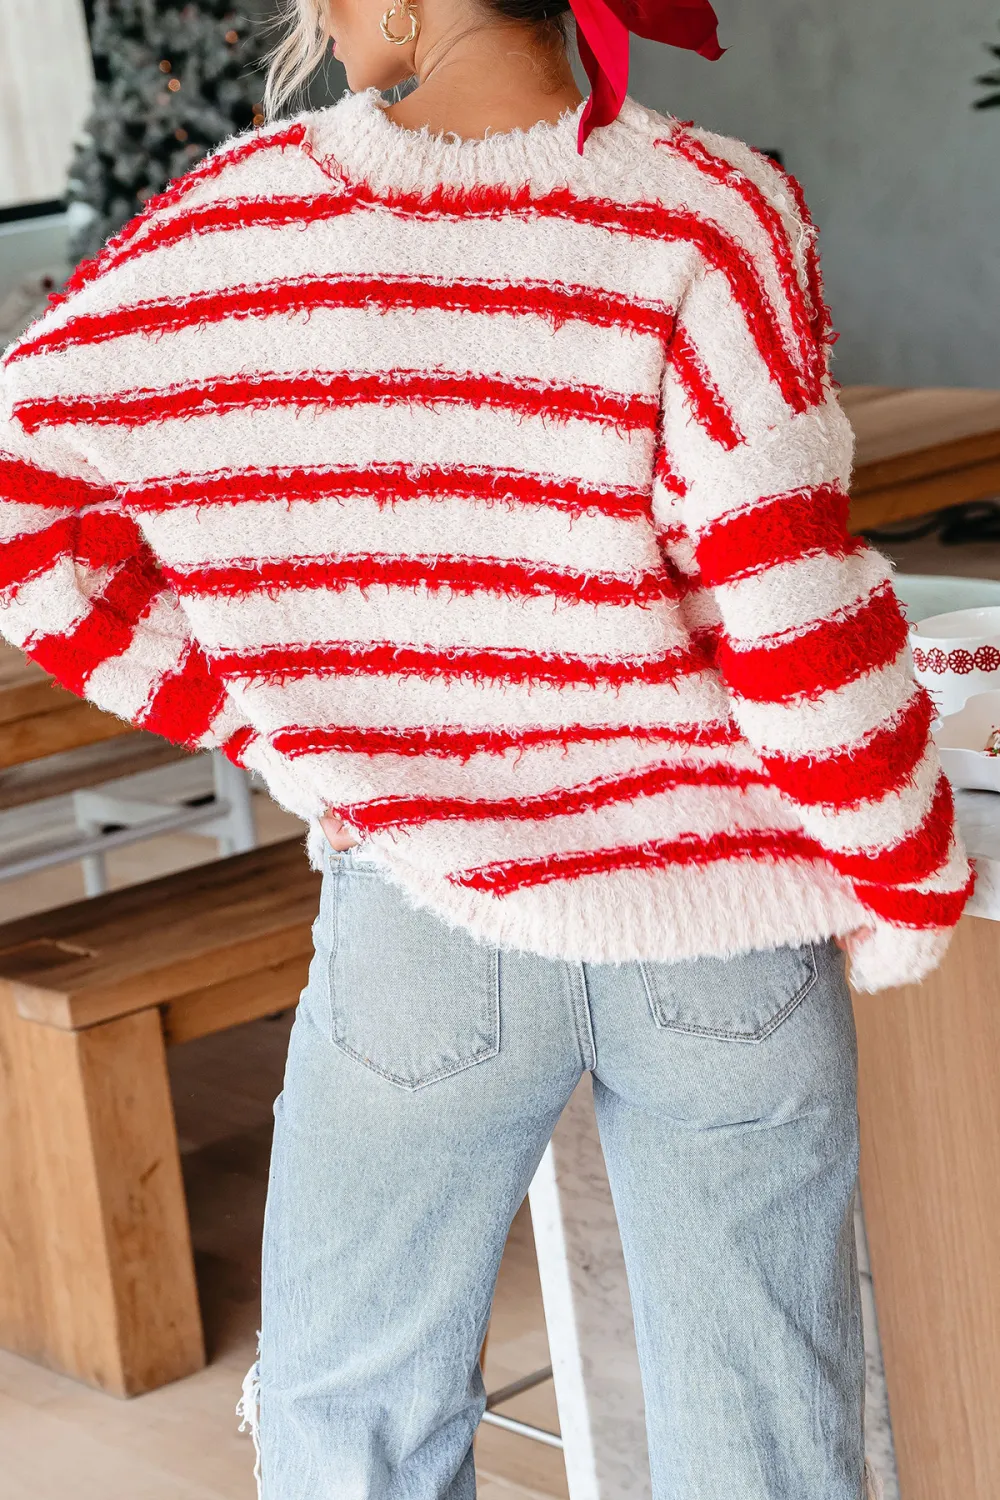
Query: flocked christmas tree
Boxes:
[
  {"xmin": 66, "ymin": 0, "xmax": 268, "ymax": 264},
  {"xmin": 974, "ymin": 21, "xmax": 1000, "ymax": 109}
]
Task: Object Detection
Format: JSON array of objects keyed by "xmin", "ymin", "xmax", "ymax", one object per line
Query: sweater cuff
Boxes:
[{"xmin": 846, "ymin": 921, "xmax": 952, "ymax": 994}]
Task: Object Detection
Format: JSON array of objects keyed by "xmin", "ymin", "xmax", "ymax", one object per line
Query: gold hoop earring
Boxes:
[{"xmin": 380, "ymin": 0, "xmax": 419, "ymax": 44}]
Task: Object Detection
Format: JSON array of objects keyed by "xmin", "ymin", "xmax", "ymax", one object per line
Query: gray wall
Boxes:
[{"xmin": 629, "ymin": 0, "xmax": 999, "ymax": 388}]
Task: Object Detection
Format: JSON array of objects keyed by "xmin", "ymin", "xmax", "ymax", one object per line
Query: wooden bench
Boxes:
[
  {"xmin": 0, "ymin": 644, "xmax": 131, "ymax": 770},
  {"xmin": 0, "ymin": 838, "xmax": 320, "ymax": 1396},
  {"xmin": 843, "ymin": 385, "xmax": 1000, "ymax": 532},
  {"xmin": 0, "ymin": 731, "xmax": 190, "ymax": 815},
  {"xmin": 0, "ymin": 642, "xmax": 259, "ymax": 896}
]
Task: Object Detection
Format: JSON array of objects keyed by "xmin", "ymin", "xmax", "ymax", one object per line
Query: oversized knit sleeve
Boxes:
[
  {"xmin": 0, "ymin": 357, "xmax": 251, "ymax": 760},
  {"xmin": 653, "ymin": 162, "xmax": 972, "ymax": 993}
]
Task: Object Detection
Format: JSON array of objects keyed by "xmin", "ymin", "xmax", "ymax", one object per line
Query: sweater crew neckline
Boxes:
[{"xmin": 306, "ymin": 86, "xmax": 656, "ymax": 194}]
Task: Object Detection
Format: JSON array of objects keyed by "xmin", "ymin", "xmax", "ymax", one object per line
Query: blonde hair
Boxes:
[{"xmin": 264, "ymin": 0, "xmax": 332, "ymax": 118}]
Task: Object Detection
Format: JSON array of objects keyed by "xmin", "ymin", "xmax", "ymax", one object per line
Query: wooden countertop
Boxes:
[{"xmin": 843, "ymin": 385, "xmax": 1000, "ymax": 531}]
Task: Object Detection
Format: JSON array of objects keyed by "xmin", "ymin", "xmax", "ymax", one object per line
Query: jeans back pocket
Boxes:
[
  {"xmin": 326, "ymin": 862, "xmax": 500, "ymax": 1090},
  {"xmin": 639, "ymin": 942, "xmax": 818, "ymax": 1043}
]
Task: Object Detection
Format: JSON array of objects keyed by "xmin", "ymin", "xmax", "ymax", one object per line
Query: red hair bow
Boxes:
[{"xmin": 569, "ymin": 0, "xmax": 724, "ymax": 151}]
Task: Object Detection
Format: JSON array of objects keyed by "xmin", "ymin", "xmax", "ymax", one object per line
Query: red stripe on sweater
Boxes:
[
  {"xmin": 669, "ymin": 326, "xmax": 744, "ymax": 449},
  {"xmin": 820, "ymin": 774, "xmax": 955, "ymax": 887},
  {"xmin": 654, "ymin": 536, "xmax": 700, "ymax": 598},
  {"xmin": 0, "ymin": 452, "xmax": 115, "ymax": 510},
  {"xmin": 13, "ymin": 273, "xmax": 676, "ymax": 361},
  {"xmin": 122, "ymin": 461, "xmax": 652, "ymax": 522},
  {"xmin": 48, "ymin": 179, "xmax": 811, "ymax": 413},
  {"xmin": 650, "ymin": 549, "xmax": 696, "ymax": 598},
  {"xmin": 164, "ymin": 552, "xmax": 677, "ymax": 608},
  {"xmin": 451, "ymin": 776, "xmax": 955, "ymax": 895},
  {"xmin": 852, "ymin": 872, "xmax": 975, "ymax": 930},
  {"xmin": 340, "ymin": 760, "xmax": 767, "ymax": 833},
  {"xmin": 221, "ymin": 724, "xmax": 257, "ymax": 767},
  {"xmin": 655, "ymin": 526, "xmax": 687, "ymax": 552},
  {"xmin": 653, "ymin": 447, "xmax": 689, "ymax": 497},
  {"xmin": 25, "ymin": 555, "xmax": 162, "ymax": 694},
  {"xmin": 141, "ymin": 642, "xmax": 227, "ymax": 747},
  {"xmin": 718, "ymin": 583, "xmax": 910, "ymax": 704},
  {"xmin": 49, "ymin": 127, "xmax": 310, "ymax": 309},
  {"xmin": 762, "ymin": 689, "xmax": 934, "ymax": 809},
  {"xmin": 748, "ymin": 149, "xmax": 835, "ymax": 351},
  {"xmin": 664, "ymin": 131, "xmax": 825, "ymax": 403},
  {"xmin": 215, "ymin": 639, "xmax": 703, "ymax": 689},
  {"xmin": 696, "ymin": 484, "xmax": 861, "ymax": 587},
  {"xmin": 0, "ymin": 509, "xmax": 142, "ymax": 595},
  {"xmin": 272, "ymin": 719, "xmax": 738, "ymax": 760},
  {"xmin": 62, "ymin": 194, "xmax": 353, "ymax": 287},
  {"xmin": 451, "ymin": 827, "xmax": 819, "ymax": 895},
  {"xmin": 15, "ymin": 370, "xmax": 657, "ymax": 436},
  {"xmin": 334, "ymin": 175, "xmax": 816, "ymax": 412}
]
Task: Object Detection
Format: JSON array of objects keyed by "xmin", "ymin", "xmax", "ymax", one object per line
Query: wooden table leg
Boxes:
[
  {"xmin": 853, "ymin": 913, "xmax": 1000, "ymax": 1500},
  {"xmin": 0, "ymin": 997, "xmax": 205, "ymax": 1396}
]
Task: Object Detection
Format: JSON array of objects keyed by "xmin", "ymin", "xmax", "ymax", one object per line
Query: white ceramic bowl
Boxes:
[
  {"xmin": 934, "ymin": 690, "xmax": 1000, "ymax": 792},
  {"xmin": 911, "ymin": 606, "xmax": 1000, "ymax": 718}
]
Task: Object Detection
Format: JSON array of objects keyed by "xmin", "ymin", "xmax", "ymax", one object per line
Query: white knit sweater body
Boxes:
[{"xmin": 0, "ymin": 89, "xmax": 971, "ymax": 990}]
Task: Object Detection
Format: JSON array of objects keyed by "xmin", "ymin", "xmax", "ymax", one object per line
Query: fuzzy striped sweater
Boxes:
[{"xmin": 0, "ymin": 88, "xmax": 972, "ymax": 991}]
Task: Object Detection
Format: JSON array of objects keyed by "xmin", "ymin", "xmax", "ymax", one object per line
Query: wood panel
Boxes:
[
  {"xmin": 0, "ymin": 649, "xmax": 64, "ymax": 724},
  {"xmin": 838, "ymin": 386, "xmax": 910, "ymax": 409},
  {"xmin": 849, "ymin": 454, "xmax": 1000, "ymax": 532},
  {"xmin": 846, "ymin": 388, "xmax": 1000, "ymax": 476},
  {"xmin": 162, "ymin": 955, "xmax": 307, "ymax": 1045},
  {"xmin": 853, "ymin": 913, "xmax": 1000, "ymax": 1500},
  {"xmin": 0, "ymin": 996, "xmax": 204, "ymax": 1395},
  {"xmin": 0, "ymin": 703, "xmax": 139, "ymax": 769},
  {"xmin": 0, "ymin": 838, "xmax": 320, "ymax": 1030},
  {"xmin": 0, "ymin": 643, "xmax": 136, "ymax": 768},
  {"xmin": 0, "ymin": 988, "xmax": 48, "ymax": 1365},
  {"xmin": 0, "ymin": 731, "xmax": 187, "ymax": 812},
  {"xmin": 844, "ymin": 386, "xmax": 1000, "ymax": 532}
]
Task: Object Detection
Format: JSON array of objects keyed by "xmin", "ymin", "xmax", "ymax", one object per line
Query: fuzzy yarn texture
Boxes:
[{"xmin": 0, "ymin": 88, "xmax": 971, "ymax": 991}]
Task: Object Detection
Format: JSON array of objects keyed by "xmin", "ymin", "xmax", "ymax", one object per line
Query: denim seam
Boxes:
[
  {"xmin": 326, "ymin": 1035, "xmax": 500, "ymax": 1090},
  {"xmin": 324, "ymin": 853, "xmax": 343, "ymax": 1044},
  {"xmin": 569, "ymin": 962, "xmax": 597, "ymax": 1072},
  {"xmin": 639, "ymin": 943, "xmax": 819, "ymax": 1044}
]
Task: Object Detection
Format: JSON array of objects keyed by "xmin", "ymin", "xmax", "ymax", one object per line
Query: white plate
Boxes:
[{"xmin": 934, "ymin": 690, "xmax": 1000, "ymax": 792}]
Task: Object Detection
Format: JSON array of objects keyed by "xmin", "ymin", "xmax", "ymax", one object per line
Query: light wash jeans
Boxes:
[{"xmin": 254, "ymin": 844, "xmax": 866, "ymax": 1499}]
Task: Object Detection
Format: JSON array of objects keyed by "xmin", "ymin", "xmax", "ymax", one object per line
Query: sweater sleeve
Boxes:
[
  {"xmin": 0, "ymin": 366, "xmax": 251, "ymax": 759},
  {"xmin": 653, "ymin": 170, "xmax": 972, "ymax": 992}
]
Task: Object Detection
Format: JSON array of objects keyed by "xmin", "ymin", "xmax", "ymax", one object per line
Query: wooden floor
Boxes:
[{"xmin": 0, "ymin": 781, "xmax": 566, "ymax": 1500}]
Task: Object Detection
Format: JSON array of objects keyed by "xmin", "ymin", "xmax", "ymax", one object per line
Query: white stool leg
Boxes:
[
  {"xmin": 80, "ymin": 847, "xmax": 109, "ymax": 897},
  {"xmin": 72, "ymin": 793, "xmax": 109, "ymax": 897},
  {"xmin": 528, "ymin": 1078, "xmax": 652, "ymax": 1500},
  {"xmin": 211, "ymin": 754, "xmax": 257, "ymax": 857}
]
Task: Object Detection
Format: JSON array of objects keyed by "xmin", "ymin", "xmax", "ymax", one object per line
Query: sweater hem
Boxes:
[{"xmin": 309, "ymin": 820, "xmax": 871, "ymax": 969}]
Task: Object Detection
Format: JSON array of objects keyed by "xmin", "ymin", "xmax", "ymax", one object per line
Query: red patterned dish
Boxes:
[{"xmin": 911, "ymin": 607, "xmax": 1000, "ymax": 718}]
